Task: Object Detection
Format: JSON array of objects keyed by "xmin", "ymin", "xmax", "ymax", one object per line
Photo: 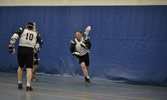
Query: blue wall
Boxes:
[{"xmin": 0, "ymin": 6, "xmax": 167, "ymax": 86}]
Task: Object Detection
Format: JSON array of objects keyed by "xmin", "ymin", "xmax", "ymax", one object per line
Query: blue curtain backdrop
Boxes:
[{"xmin": 0, "ymin": 6, "xmax": 167, "ymax": 86}]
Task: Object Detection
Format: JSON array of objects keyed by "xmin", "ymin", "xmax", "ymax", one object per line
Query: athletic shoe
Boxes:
[
  {"xmin": 18, "ymin": 83, "xmax": 23, "ymax": 89},
  {"xmin": 26, "ymin": 86, "xmax": 33, "ymax": 91},
  {"xmin": 85, "ymin": 77, "xmax": 90, "ymax": 83},
  {"xmin": 32, "ymin": 77, "xmax": 38, "ymax": 81}
]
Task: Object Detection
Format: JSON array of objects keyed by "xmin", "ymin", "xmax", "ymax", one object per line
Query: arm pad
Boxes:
[{"xmin": 10, "ymin": 34, "xmax": 19, "ymax": 44}]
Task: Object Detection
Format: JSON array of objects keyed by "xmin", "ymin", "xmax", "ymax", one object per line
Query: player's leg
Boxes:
[
  {"xmin": 81, "ymin": 62, "xmax": 90, "ymax": 83},
  {"xmin": 26, "ymin": 68, "xmax": 33, "ymax": 90},
  {"xmin": 17, "ymin": 66, "xmax": 23, "ymax": 89},
  {"xmin": 85, "ymin": 54, "xmax": 90, "ymax": 71},
  {"xmin": 77, "ymin": 54, "xmax": 90, "ymax": 83},
  {"xmin": 27, "ymin": 68, "xmax": 32, "ymax": 83},
  {"xmin": 32, "ymin": 65, "xmax": 38, "ymax": 75},
  {"xmin": 77, "ymin": 56, "xmax": 89, "ymax": 77},
  {"xmin": 84, "ymin": 53, "xmax": 90, "ymax": 83},
  {"xmin": 25, "ymin": 48, "xmax": 34, "ymax": 91},
  {"xmin": 18, "ymin": 67, "xmax": 23, "ymax": 83},
  {"xmin": 32, "ymin": 53, "xmax": 39, "ymax": 81},
  {"xmin": 32, "ymin": 64, "xmax": 38, "ymax": 81},
  {"xmin": 81, "ymin": 62, "xmax": 89, "ymax": 77},
  {"xmin": 17, "ymin": 46, "xmax": 24, "ymax": 89}
]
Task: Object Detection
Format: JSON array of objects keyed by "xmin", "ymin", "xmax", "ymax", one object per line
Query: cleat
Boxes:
[
  {"xmin": 26, "ymin": 86, "xmax": 33, "ymax": 91},
  {"xmin": 18, "ymin": 83, "xmax": 23, "ymax": 89}
]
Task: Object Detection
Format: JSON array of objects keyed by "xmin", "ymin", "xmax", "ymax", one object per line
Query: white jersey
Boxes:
[
  {"xmin": 10, "ymin": 29, "xmax": 37, "ymax": 48},
  {"xmin": 19, "ymin": 29, "xmax": 37, "ymax": 48},
  {"xmin": 75, "ymin": 37, "xmax": 89, "ymax": 56}
]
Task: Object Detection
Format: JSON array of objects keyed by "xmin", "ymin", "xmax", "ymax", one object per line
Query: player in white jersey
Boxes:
[
  {"xmin": 8, "ymin": 22, "xmax": 39, "ymax": 91},
  {"xmin": 32, "ymin": 29, "xmax": 43, "ymax": 81},
  {"xmin": 70, "ymin": 30, "xmax": 91, "ymax": 83}
]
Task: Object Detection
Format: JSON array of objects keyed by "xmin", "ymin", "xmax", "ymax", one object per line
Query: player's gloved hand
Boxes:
[
  {"xmin": 81, "ymin": 37, "xmax": 90, "ymax": 49},
  {"xmin": 72, "ymin": 52, "xmax": 80, "ymax": 56},
  {"xmin": 85, "ymin": 36, "xmax": 90, "ymax": 41},
  {"xmin": 81, "ymin": 42, "xmax": 87, "ymax": 48},
  {"xmin": 85, "ymin": 37, "xmax": 90, "ymax": 45},
  {"xmin": 34, "ymin": 57, "xmax": 40, "ymax": 62},
  {"xmin": 8, "ymin": 44, "xmax": 15, "ymax": 54}
]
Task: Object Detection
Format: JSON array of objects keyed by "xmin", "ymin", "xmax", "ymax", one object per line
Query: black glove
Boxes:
[
  {"xmin": 81, "ymin": 37, "xmax": 90, "ymax": 49},
  {"xmin": 8, "ymin": 46, "xmax": 15, "ymax": 54},
  {"xmin": 84, "ymin": 37, "xmax": 91, "ymax": 49},
  {"xmin": 85, "ymin": 36, "xmax": 90, "ymax": 42}
]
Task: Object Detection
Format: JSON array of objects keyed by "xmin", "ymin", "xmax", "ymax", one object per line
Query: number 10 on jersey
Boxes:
[{"xmin": 26, "ymin": 33, "xmax": 33, "ymax": 41}]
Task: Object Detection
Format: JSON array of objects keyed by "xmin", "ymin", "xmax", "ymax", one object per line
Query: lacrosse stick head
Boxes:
[{"xmin": 84, "ymin": 25, "xmax": 91, "ymax": 36}]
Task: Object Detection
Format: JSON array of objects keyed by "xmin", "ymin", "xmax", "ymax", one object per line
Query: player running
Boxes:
[{"xmin": 70, "ymin": 26, "xmax": 91, "ymax": 83}]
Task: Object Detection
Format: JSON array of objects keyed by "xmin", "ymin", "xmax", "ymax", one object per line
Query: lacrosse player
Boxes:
[
  {"xmin": 8, "ymin": 22, "xmax": 39, "ymax": 91},
  {"xmin": 70, "ymin": 26, "xmax": 91, "ymax": 83},
  {"xmin": 32, "ymin": 29, "xmax": 43, "ymax": 81}
]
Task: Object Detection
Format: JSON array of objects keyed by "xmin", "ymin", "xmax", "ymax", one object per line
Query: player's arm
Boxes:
[
  {"xmin": 37, "ymin": 33, "xmax": 43, "ymax": 46},
  {"xmin": 81, "ymin": 25, "xmax": 91, "ymax": 49},
  {"xmin": 81, "ymin": 37, "xmax": 91, "ymax": 49},
  {"xmin": 34, "ymin": 43, "xmax": 40, "ymax": 53},
  {"xmin": 10, "ymin": 28, "xmax": 24, "ymax": 45},
  {"xmin": 9, "ymin": 28, "xmax": 24, "ymax": 54},
  {"xmin": 35, "ymin": 33, "xmax": 43, "ymax": 53},
  {"xmin": 85, "ymin": 37, "xmax": 91, "ymax": 49},
  {"xmin": 70, "ymin": 40, "xmax": 80, "ymax": 56}
]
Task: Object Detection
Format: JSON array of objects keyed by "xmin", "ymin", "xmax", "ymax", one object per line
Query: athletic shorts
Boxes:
[
  {"xmin": 76, "ymin": 53, "xmax": 90, "ymax": 66},
  {"xmin": 17, "ymin": 46, "xmax": 33, "ymax": 68},
  {"xmin": 34, "ymin": 53, "xmax": 39, "ymax": 65}
]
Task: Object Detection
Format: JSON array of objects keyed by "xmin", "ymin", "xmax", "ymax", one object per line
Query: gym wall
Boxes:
[{"xmin": 0, "ymin": 0, "xmax": 167, "ymax": 86}]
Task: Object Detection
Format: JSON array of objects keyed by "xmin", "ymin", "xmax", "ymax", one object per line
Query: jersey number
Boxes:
[{"xmin": 26, "ymin": 33, "xmax": 33, "ymax": 41}]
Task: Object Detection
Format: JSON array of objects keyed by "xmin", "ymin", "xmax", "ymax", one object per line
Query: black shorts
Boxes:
[
  {"xmin": 76, "ymin": 53, "xmax": 90, "ymax": 66},
  {"xmin": 34, "ymin": 53, "xmax": 39, "ymax": 65},
  {"xmin": 17, "ymin": 46, "xmax": 33, "ymax": 68}
]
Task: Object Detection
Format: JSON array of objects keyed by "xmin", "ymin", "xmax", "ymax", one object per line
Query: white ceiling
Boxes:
[{"xmin": 0, "ymin": 0, "xmax": 167, "ymax": 6}]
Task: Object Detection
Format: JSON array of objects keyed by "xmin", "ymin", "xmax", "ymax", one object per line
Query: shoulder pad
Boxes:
[
  {"xmin": 16, "ymin": 27, "xmax": 24, "ymax": 36},
  {"xmin": 70, "ymin": 39, "xmax": 76, "ymax": 45},
  {"xmin": 18, "ymin": 27, "xmax": 24, "ymax": 31}
]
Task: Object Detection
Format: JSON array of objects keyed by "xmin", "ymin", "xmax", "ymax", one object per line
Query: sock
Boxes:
[
  {"xmin": 27, "ymin": 83, "xmax": 30, "ymax": 87},
  {"xmin": 18, "ymin": 81, "xmax": 22, "ymax": 84}
]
